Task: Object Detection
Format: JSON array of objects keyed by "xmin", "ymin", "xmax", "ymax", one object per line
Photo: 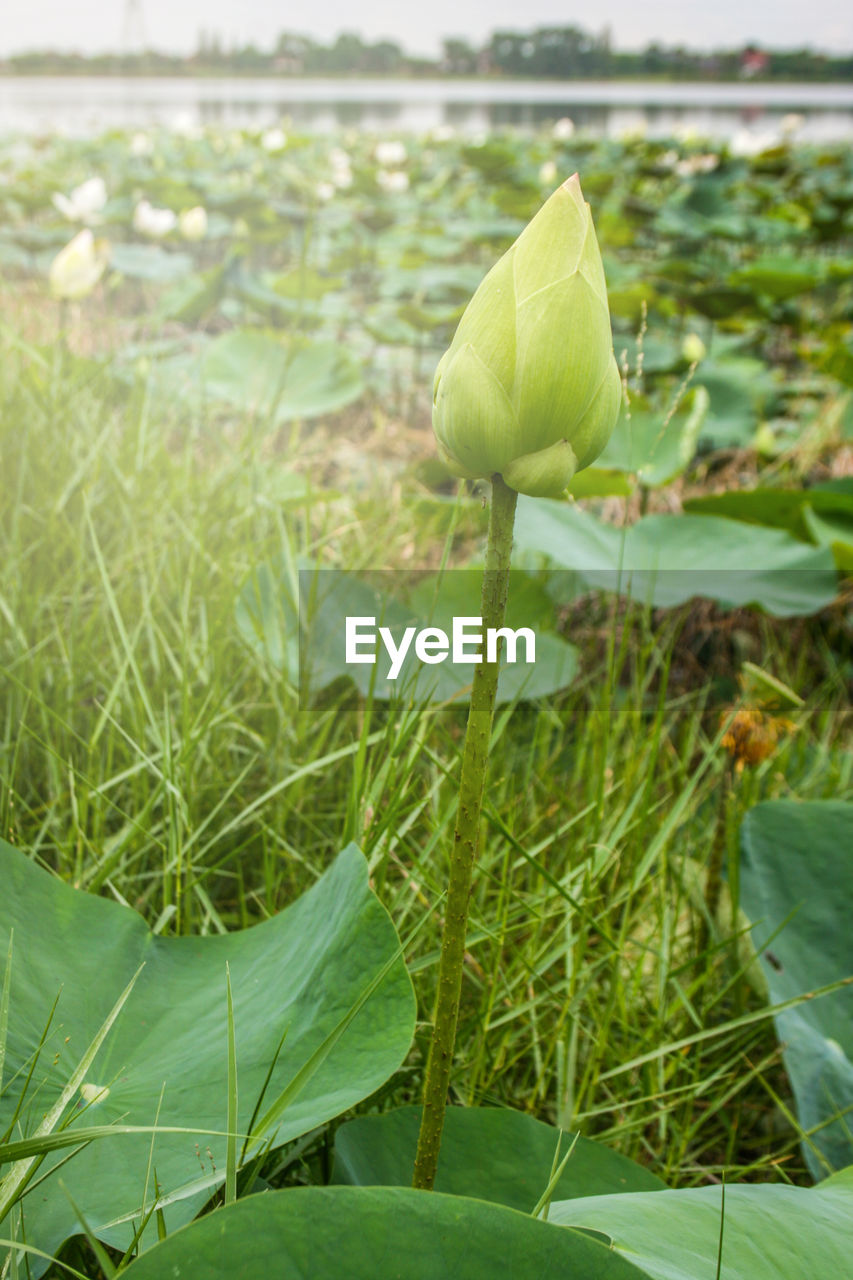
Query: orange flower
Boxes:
[{"xmin": 720, "ymin": 707, "xmax": 796, "ymax": 771}]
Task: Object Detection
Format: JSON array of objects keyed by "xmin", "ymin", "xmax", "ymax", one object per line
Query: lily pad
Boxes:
[
  {"xmin": 740, "ymin": 801, "xmax": 853, "ymax": 1178},
  {"xmin": 0, "ymin": 841, "xmax": 414, "ymax": 1267},
  {"xmin": 119, "ymin": 1186, "xmax": 648, "ymax": 1280},
  {"xmin": 237, "ymin": 566, "xmax": 579, "ymax": 705},
  {"xmin": 333, "ymin": 1105, "xmax": 664, "ymax": 1209},
  {"xmin": 151, "ymin": 330, "xmax": 364, "ymax": 424},
  {"xmin": 550, "ymin": 1171, "xmax": 853, "ymax": 1280},
  {"xmin": 109, "ymin": 243, "xmax": 194, "ymax": 283},
  {"xmin": 514, "ymin": 501, "xmax": 838, "ymax": 617},
  {"xmin": 597, "ymin": 387, "xmax": 708, "ymax": 487}
]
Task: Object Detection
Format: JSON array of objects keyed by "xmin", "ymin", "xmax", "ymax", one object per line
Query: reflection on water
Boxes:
[{"xmin": 1, "ymin": 76, "xmax": 852, "ymax": 140}]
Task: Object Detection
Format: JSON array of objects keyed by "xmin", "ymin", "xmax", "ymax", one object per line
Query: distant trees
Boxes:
[
  {"xmin": 487, "ymin": 26, "xmax": 614, "ymax": 78},
  {"xmin": 2, "ymin": 23, "xmax": 851, "ymax": 81},
  {"xmin": 271, "ymin": 30, "xmax": 406, "ymax": 75}
]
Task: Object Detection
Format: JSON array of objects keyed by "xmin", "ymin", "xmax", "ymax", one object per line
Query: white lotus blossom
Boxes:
[
  {"xmin": 130, "ymin": 132, "xmax": 153, "ymax": 157},
  {"xmin": 178, "ymin": 206, "xmax": 208, "ymax": 241},
  {"xmin": 169, "ymin": 111, "xmax": 201, "ymax": 138},
  {"xmin": 261, "ymin": 127, "xmax": 287, "ymax": 152},
  {"xmin": 49, "ymin": 229, "xmax": 109, "ymax": 300},
  {"xmin": 617, "ymin": 121, "xmax": 647, "ymax": 142},
  {"xmin": 377, "ymin": 169, "xmax": 409, "ymax": 194},
  {"xmin": 329, "ymin": 147, "xmax": 353, "ymax": 188},
  {"xmin": 552, "ymin": 117, "xmax": 575, "ymax": 140},
  {"xmin": 675, "ymin": 152, "xmax": 720, "ymax": 177},
  {"xmin": 133, "ymin": 199, "xmax": 177, "ymax": 237},
  {"xmin": 375, "ymin": 139, "xmax": 407, "ymax": 168},
  {"xmin": 729, "ymin": 128, "xmax": 779, "ymax": 157},
  {"xmin": 539, "ymin": 160, "xmax": 558, "ymax": 185},
  {"xmin": 52, "ymin": 176, "xmax": 107, "ymax": 223}
]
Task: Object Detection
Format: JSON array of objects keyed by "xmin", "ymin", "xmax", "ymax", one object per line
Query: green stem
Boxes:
[
  {"xmin": 412, "ymin": 474, "xmax": 518, "ymax": 1191},
  {"xmin": 699, "ymin": 761, "xmax": 733, "ymax": 956}
]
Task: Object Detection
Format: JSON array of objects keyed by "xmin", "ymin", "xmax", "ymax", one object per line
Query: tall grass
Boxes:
[{"xmin": 1, "ymin": 316, "xmax": 851, "ymax": 1209}]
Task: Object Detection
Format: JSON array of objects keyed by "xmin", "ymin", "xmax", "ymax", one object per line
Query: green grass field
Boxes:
[{"xmin": 1, "ymin": 121, "xmax": 852, "ymax": 1276}]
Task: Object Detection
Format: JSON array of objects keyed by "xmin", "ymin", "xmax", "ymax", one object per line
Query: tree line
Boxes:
[{"xmin": 3, "ymin": 24, "xmax": 852, "ymax": 81}]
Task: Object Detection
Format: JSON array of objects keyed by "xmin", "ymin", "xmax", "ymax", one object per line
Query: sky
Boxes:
[{"xmin": 1, "ymin": 0, "xmax": 851, "ymax": 58}]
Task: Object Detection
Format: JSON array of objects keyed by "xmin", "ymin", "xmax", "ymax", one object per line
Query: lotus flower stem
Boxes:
[{"xmin": 413, "ymin": 473, "xmax": 518, "ymax": 1191}]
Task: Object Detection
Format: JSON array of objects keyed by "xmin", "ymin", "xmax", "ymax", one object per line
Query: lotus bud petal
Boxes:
[
  {"xmin": 432, "ymin": 174, "xmax": 621, "ymax": 498},
  {"xmin": 48, "ymin": 229, "xmax": 109, "ymax": 300},
  {"xmin": 52, "ymin": 176, "xmax": 107, "ymax": 223},
  {"xmin": 133, "ymin": 200, "xmax": 177, "ymax": 238},
  {"xmin": 178, "ymin": 205, "xmax": 208, "ymax": 241}
]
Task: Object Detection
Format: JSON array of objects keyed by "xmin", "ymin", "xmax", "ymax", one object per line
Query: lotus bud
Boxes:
[
  {"xmin": 133, "ymin": 199, "xmax": 177, "ymax": 238},
  {"xmin": 178, "ymin": 205, "xmax": 208, "ymax": 241},
  {"xmin": 48, "ymin": 229, "xmax": 109, "ymax": 300},
  {"xmin": 52, "ymin": 176, "xmax": 107, "ymax": 223},
  {"xmin": 682, "ymin": 333, "xmax": 706, "ymax": 364},
  {"xmin": 432, "ymin": 174, "xmax": 622, "ymax": 498}
]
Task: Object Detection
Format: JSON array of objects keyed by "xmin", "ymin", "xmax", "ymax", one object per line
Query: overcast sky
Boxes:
[{"xmin": 2, "ymin": 0, "xmax": 851, "ymax": 58}]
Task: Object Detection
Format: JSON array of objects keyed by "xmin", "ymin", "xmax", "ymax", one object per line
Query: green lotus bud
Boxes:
[{"xmin": 433, "ymin": 174, "xmax": 622, "ymax": 498}]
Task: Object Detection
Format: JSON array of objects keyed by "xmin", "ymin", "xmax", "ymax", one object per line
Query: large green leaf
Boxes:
[
  {"xmin": 199, "ymin": 330, "xmax": 364, "ymax": 420},
  {"xmin": 0, "ymin": 842, "xmax": 414, "ymax": 1267},
  {"xmin": 237, "ymin": 565, "xmax": 579, "ymax": 705},
  {"xmin": 514, "ymin": 501, "xmax": 837, "ymax": 616},
  {"xmin": 109, "ymin": 243, "xmax": 194, "ymax": 283},
  {"xmin": 689, "ymin": 356, "xmax": 777, "ymax": 448},
  {"xmin": 550, "ymin": 1170, "xmax": 853, "ymax": 1279},
  {"xmin": 151, "ymin": 330, "xmax": 364, "ymax": 424},
  {"xmin": 119, "ymin": 1186, "xmax": 649, "ymax": 1280},
  {"xmin": 684, "ymin": 484, "xmax": 853, "ymax": 551},
  {"xmin": 596, "ymin": 387, "xmax": 708, "ymax": 488},
  {"xmin": 740, "ymin": 801, "xmax": 853, "ymax": 1178},
  {"xmin": 333, "ymin": 1105, "xmax": 664, "ymax": 1209},
  {"xmin": 728, "ymin": 256, "xmax": 824, "ymax": 301}
]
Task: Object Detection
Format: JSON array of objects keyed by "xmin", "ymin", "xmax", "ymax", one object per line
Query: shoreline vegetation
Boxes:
[{"xmin": 2, "ymin": 22, "xmax": 852, "ymax": 83}]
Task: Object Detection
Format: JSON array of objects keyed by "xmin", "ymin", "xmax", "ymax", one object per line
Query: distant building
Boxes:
[{"xmin": 741, "ymin": 46, "xmax": 770, "ymax": 78}]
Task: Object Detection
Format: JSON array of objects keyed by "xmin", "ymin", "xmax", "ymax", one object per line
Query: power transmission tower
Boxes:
[{"xmin": 122, "ymin": 0, "xmax": 148, "ymax": 55}]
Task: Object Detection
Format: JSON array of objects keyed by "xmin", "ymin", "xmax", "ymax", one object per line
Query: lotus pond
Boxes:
[{"xmin": 0, "ymin": 119, "xmax": 852, "ymax": 1278}]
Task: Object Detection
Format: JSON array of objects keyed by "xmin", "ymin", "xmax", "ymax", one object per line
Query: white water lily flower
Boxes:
[
  {"xmin": 170, "ymin": 110, "xmax": 199, "ymax": 138},
  {"xmin": 675, "ymin": 152, "xmax": 719, "ymax": 177},
  {"xmin": 618, "ymin": 121, "xmax": 647, "ymax": 142},
  {"xmin": 178, "ymin": 205, "xmax": 208, "ymax": 241},
  {"xmin": 261, "ymin": 127, "xmax": 287, "ymax": 152},
  {"xmin": 375, "ymin": 139, "xmax": 407, "ymax": 167},
  {"xmin": 49, "ymin": 229, "xmax": 109, "ymax": 299},
  {"xmin": 377, "ymin": 169, "xmax": 409, "ymax": 194},
  {"xmin": 133, "ymin": 199, "xmax": 177, "ymax": 237},
  {"xmin": 329, "ymin": 147, "xmax": 353, "ymax": 188},
  {"xmin": 52, "ymin": 176, "xmax": 107, "ymax": 223},
  {"xmin": 552, "ymin": 117, "xmax": 575, "ymax": 141},
  {"xmin": 130, "ymin": 132, "xmax": 153, "ymax": 157},
  {"xmin": 730, "ymin": 127, "xmax": 779, "ymax": 157}
]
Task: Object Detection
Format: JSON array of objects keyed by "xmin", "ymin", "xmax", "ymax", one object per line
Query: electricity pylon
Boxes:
[{"xmin": 122, "ymin": 0, "xmax": 148, "ymax": 54}]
